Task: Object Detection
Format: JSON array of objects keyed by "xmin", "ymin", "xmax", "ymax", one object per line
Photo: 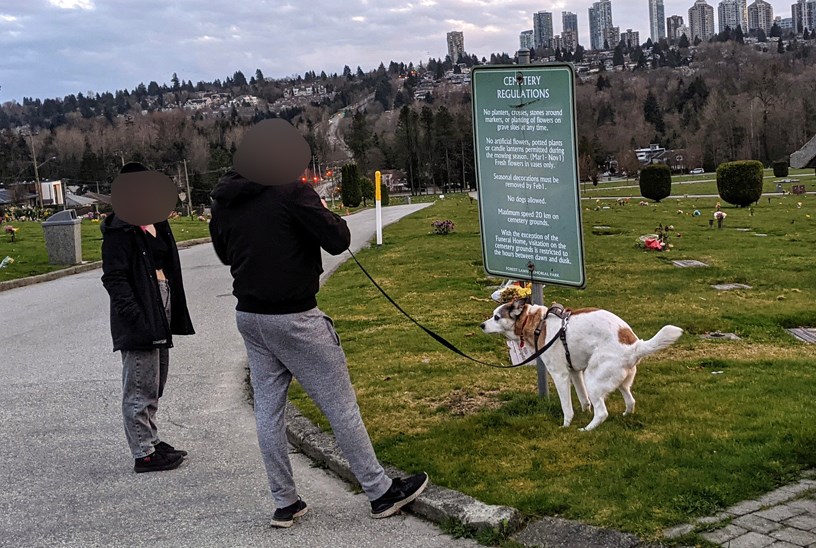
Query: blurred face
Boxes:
[
  {"xmin": 111, "ymin": 171, "xmax": 178, "ymax": 226},
  {"xmin": 233, "ymin": 118, "xmax": 311, "ymax": 186}
]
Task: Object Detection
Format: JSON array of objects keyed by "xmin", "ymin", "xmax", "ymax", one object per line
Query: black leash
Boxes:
[{"xmin": 347, "ymin": 248, "xmax": 564, "ymax": 369}]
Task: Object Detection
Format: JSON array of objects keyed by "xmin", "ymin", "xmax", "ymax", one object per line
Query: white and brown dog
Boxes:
[{"xmin": 480, "ymin": 299, "xmax": 683, "ymax": 431}]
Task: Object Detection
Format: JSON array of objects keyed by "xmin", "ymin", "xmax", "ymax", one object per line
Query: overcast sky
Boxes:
[{"xmin": 0, "ymin": 0, "xmax": 793, "ymax": 102}]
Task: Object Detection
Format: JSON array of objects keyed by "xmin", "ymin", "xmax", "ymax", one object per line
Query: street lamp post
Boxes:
[{"xmin": 21, "ymin": 130, "xmax": 44, "ymax": 210}]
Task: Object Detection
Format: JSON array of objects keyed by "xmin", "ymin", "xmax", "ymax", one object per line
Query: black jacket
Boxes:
[
  {"xmin": 209, "ymin": 171, "xmax": 350, "ymax": 314},
  {"xmin": 101, "ymin": 214, "xmax": 195, "ymax": 351}
]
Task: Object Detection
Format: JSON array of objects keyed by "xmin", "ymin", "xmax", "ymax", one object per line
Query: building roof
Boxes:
[
  {"xmin": 790, "ymin": 134, "xmax": 816, "ymax": 169},
  {"xmin": 0, "ymin": 188, "xmax": 38, "ymax": 205},
  {"xmin": 65, "ymin": 192, "xmax": 98, "ymax": 207}
]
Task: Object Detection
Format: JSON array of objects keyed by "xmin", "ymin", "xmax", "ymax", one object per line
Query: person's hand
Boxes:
[{"xmin": 320, "ymin": 198, "xmax": 328, "ymax": 209}]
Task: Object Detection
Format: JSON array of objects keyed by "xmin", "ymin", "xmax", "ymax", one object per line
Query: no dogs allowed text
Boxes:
[{"xmin": 472, "ymin": 64, "xmax": 585, "ymax": 288}]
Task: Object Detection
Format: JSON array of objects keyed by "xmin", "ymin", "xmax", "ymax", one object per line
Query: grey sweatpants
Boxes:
[{"xmin": 236, "ymin": 307, "xmax": 391, "ymax": 508}]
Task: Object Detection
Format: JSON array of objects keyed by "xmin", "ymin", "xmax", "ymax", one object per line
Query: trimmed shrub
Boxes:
[
  {"xmin": 341, "ymin": 164, "xmax": 362, "ymax": 207},
  {"xmin": 716, "ymin": 160, "xmax": 764, "ymax": 207},
  {"xmin": 380, "ymin": 183, "xmax": 390, "ymax": 206},
  {"xmin": 772, "ymin": 160, "xmax": 789, "ymax": 177},
  {"xmin": 639, "ymin": 164, "xmax": 672, "ymax": 202}
]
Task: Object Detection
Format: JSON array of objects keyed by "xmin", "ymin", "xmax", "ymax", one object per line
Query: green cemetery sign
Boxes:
[{"xmin": 471, "ymin": 63, "xmax": 585, "ymax": 288}]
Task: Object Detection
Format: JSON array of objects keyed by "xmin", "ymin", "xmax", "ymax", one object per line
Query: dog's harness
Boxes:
[{"xmin": 534, "ymin": 302, "xmax": 574, "ymax": 369}]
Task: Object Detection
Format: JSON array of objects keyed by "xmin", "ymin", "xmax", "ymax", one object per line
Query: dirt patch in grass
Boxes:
[{"xmin": 433, "ymin": 388, "xmax": 503, "ymax": 416}]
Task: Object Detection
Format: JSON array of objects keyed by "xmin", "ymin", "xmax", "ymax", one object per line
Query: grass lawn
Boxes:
[
  {"xmin": 581, "ymin": 168, "xmax": 816, "ymax": 199},
  {"xmin": 291, "ymin": 192, "xmax": 816, "ymax": 540},
  {"xmin": 0, "ymin": 217, "xmax": 212, "ymax": 282}
]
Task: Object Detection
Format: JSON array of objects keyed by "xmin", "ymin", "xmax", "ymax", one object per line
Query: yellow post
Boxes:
[{"xmin": 375, "ymin": 170, "xmax": 383, "ymax": 246}]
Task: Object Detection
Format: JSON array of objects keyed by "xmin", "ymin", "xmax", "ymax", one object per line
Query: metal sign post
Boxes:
[
  {"xmin": 472, "ymin": 55, "xmax": 586, "ymax": 398},
  {"xmin": 375, "ymin": 170, "xmax": 383, "ymax": 246}
]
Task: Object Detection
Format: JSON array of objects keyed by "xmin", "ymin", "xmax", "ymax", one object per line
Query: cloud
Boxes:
[{"xmin": 48, "ymin": 0, "xmax": 95, "ymax": 9}]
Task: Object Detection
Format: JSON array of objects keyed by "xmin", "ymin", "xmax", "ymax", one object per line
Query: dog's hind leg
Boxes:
[
  {"xmin": 580, "ymin": 357, "xmax": 628, "ymax": 431},
  {"xmin": 570, "ymin": 370, "xmax": 591, "ymax": 412},
  {"xmin": 618, "ymin": 365, "xmax": 637, "ymax": 416}
]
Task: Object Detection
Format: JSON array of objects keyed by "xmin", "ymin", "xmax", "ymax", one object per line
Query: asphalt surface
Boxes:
[{"xmin": 0, "ymin": 203, "xmax": 480, "ymax": 547}]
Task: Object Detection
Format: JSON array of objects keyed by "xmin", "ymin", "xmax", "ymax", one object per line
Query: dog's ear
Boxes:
[{"xmin": 509, "ymin": 298, "xmax": 527, "ymax": 319}]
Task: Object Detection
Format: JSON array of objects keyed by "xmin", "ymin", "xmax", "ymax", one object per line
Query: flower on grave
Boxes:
[
  {"xmin": 431, "ymin": 219, "xmax": 455, "ymax": 235},
  {"xmin": 714, "ymin": 211, "xmax": 727, "ymax": 220},
  {"xmin": 677, "ymin": 210, "xmax": 684, "ymax": 214},
  {"xmin": 638, "ymin": 200, "xmax": 649, "ymax": 206},
  {"xmin": 4, "ymin": 225, "xmax": 19, "ymax": 242},
  {"xmin": 693, "ymin": 210, "xmax": 701, "ymax": 216}
]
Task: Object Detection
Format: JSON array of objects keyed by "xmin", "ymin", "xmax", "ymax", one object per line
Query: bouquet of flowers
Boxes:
[
  {"xmin": 4, "ymin": 225, "xmax": 19, "ymax": 242},
  {"xmin": 431, "ymin": 219, "xmax": 455, "ymax": 235}
]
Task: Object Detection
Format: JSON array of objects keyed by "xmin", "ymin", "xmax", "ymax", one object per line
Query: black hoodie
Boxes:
[
  {"xmin": 100, "ymin": 214, "xmax": 195, "ymax": 351},
  {"xmin": 209, "ymin": 171, "xmax": 350, "ymax": 314}
]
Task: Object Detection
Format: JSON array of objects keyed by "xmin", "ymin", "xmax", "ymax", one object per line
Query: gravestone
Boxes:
[
  {"xmin": 711, "ymin": 283, "xmax": 752, "ymax": 291},
  {"xmin": 700, "ymin": 331, "xmax": 741, "ymax": 340},
  {"xmin": 786, "ymin": 328, "xmax": 816, "ymax": 343},
  {"xmin": 672, "ymin": 259, "xmax": 709, "ymax": 268}
]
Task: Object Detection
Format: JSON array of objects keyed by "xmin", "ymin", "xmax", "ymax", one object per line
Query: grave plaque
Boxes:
[{"xmin": 472, "ymin": 64, "xmax": 585, "ymax": 288}]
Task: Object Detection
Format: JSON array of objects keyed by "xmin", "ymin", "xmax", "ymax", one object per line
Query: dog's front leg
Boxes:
[
  {"xmin": 548, "ymin": 368, "xmax": 575, "ymax": 427},
  {"xmin": 570, "ymin": 370, "xmax": 592, "ymax": 412}
]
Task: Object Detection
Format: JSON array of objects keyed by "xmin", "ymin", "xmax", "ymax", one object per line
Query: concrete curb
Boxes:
[
  {"xmin": 284, "ymin": 404, "xmax": 523, "ymax": 534},
  {"xmin": 284, "ymin": 404, "xmax": 664, "ymax": 546},
  {"xmin": 0, "ymin": 237, "xmax": 212, "ymax": 293}
]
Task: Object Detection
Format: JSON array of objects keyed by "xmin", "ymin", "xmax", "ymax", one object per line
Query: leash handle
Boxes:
[{"xmin": 347, "ymin": 249, "xmax": 561, "ymax": 369}]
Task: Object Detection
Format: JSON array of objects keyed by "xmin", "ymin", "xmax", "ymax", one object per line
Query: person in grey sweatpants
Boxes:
[
  {"xmin": 237, "ymin": 308, "xmax": 391, "ymax": 507},
  {"xmin": 209, "ymin": 120, "xmax": 427, "ymax": 528}
]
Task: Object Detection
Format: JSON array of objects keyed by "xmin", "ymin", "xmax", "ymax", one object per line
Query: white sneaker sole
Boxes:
[
  {"xmin": 270, "ymin": 506, "xmax": 308, "ymax": 528},
  {"xmin": 370, "ymin": 475, "xmax": 429, "ymax": 519}
]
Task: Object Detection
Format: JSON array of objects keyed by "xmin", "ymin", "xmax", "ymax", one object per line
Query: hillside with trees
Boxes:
[{"xmin": 2, "ymin": 36, "xmax": 815, "ymax": 206}]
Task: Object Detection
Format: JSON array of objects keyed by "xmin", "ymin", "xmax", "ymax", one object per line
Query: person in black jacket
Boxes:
[
  {"xmin": 209, "ymin": 120, "xmax": 428, "ymax": 529},
  {"xmin": 101, "ymin": 162, "xmax": 195, "ymax": 473}
]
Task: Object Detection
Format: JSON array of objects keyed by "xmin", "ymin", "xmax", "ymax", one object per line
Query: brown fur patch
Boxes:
[
  {"xmin": 518, "ymin": 307, "xmax": 546, "ymax": 348},
  {"xmin": 618, "ymin": 326, "xmax": 638, "ymax": 345},
  {"xmin": 513, "ymin": 306, "xmax": 530, "ymax": 339},
  {"xmin": 571, "ymin": 307, "xmax": 600, "ymax": 315}
]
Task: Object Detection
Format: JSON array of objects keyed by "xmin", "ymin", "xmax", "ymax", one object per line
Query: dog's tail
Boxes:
[{"xmin": 633, "ymin": 325, "xmax": 683, "ymax": 362}]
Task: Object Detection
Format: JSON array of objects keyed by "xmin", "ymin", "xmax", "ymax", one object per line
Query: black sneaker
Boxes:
[
  {"xmin": 134, "ymin": 450, "xmax": 183, "ymax": 473},
  {"xmin": 154, "ymin": 441, "xmax": 188, "ymax": 457},
  {"xmin": 370, "ymin": 472, "xmax": 429, "ymax": 519},
  {"xmin": 270, "ymin": 497, "xmax": 308, "ymax": 528}
]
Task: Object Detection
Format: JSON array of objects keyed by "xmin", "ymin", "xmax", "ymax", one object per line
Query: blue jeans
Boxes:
[{"xmin": 121, "ymin": 280, "xmax": 171, "ymax": 458}]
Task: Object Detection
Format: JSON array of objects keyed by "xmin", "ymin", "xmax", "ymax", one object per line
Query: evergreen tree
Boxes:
[
  {"xmin": 643, "ymin": 91, "xmax": 665, "ymax": 134},
  {"xmin": 341, "ymin": 164, "xmax": 362, "ymax": 207},
  {"xmin": 778, "ymin": 37, "xmax": 785, "ymax": 53},
  {"xmin": 613, "ymin": 43, "xmax": 625, "ymax": 66}
]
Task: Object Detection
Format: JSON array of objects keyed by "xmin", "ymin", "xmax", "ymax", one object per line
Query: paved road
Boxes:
[{"xmin": 0, "ymin": 203, "xmax": 478, "ymax": 547}]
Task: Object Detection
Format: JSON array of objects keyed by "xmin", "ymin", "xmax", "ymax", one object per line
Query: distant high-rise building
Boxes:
[
  {"xmin": 649, "ymin": 0, "xmax": 666, "ymax": 41},
  {"xmin": 748, "ymin": 0, "xmax": 774, "ymax": 33},
  {"xmin": 689, "ymin": 0, "xmax": 716, "ymax": 41},
  {"xmin": 446, "ymin": 31, "xmax": 464, "ymax": 62},
  {"xmin": 561, "ymin": 29, "xmax": 578, "ymax": 51},
  {"xmin": 520, "ymin": 29, "xmax": 535, "ymax": 50},
  {"xmin": 604, "ymin": 25, "xmax": 621, "ymax": 49},
  {"xmin": 667, "ymin": 15, "xmax": 685, "ymax": 41},
  {"xmin": 792, "ymin": 0, "xmax": 816, "ymax": 32},
  {"xmin": 563, "ymin": 11, "xmax": 578, "ymax": 34},
  {"xmin": 620, "ymin": 28, "xmax": 641, "ymax": 48},
  {"xmin": 589, "ymin": 0, "xmax": 614, "ymax": 49},
  {"xmin": 562, "ymin": 11, "xmax": 579, "ymax": 50},
  {"xmin": 778, "ymin": 15, "xmax": 794, "ymax": 30},
  {"xmin": 718, "ymin": 0, "xmax": 748, "ymax": 33},
  {"xmin": 534, "ymin": 11, "xmax": 554, "ymax": 49}
]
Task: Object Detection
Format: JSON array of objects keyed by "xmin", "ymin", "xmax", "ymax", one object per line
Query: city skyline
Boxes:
[{"xmin": 0, "ymin": 0, "xmax": 804, "ymax": 102}]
